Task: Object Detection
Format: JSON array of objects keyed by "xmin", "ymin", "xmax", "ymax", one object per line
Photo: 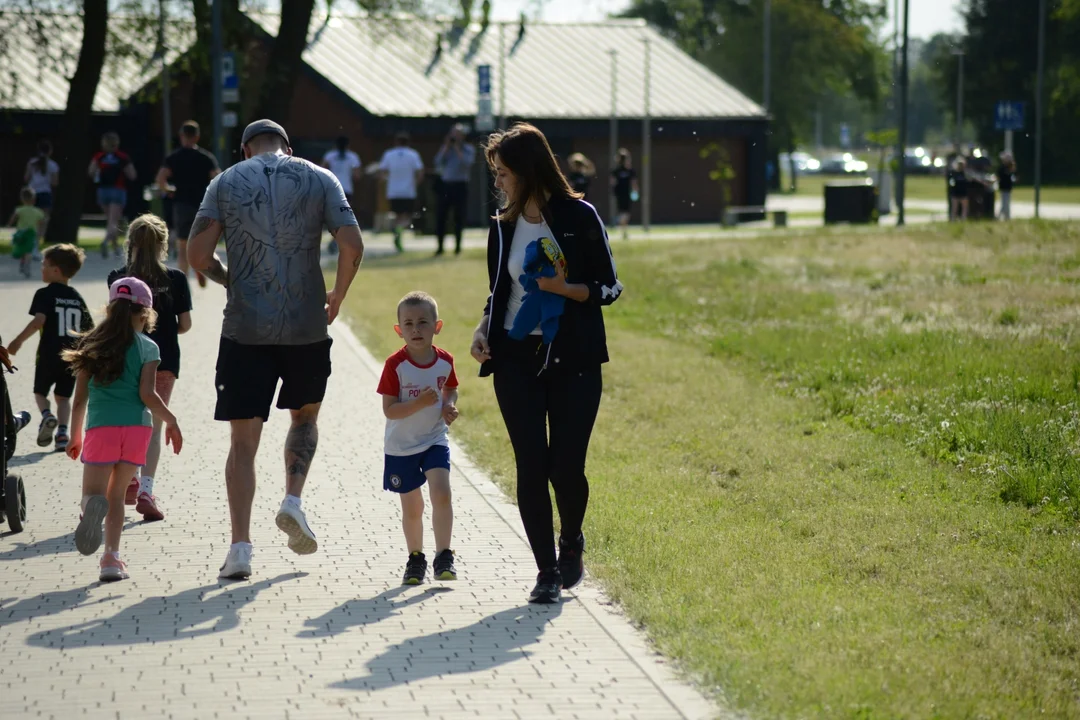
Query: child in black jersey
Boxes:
[{"xmin": 7, "ymin": 244, "xmax": 93, "ymax": 452}]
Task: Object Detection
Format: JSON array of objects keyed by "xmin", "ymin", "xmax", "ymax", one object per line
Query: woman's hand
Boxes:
[
  {"xmin": 470, "ymin": 327, "xmax": 491, "ymax": 364},
  {"xmin": 535, "ymin": 265, "xmax": 568, "ymax": 295}
]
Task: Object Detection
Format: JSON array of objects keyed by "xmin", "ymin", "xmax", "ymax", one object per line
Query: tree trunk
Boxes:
[
  {"xmin": 254, "ymin": 0, "xmax": 316, "ymax": 124},
  {"xmin": 47, "ymin": 0, "xmax": 107, "ymax": 246}
]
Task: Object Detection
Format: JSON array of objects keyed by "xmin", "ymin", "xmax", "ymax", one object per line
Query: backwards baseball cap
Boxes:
[
  {"xmin": 109, "ymin": 276, "xmax": 153, "ymax": 308},
  {"xmin": 241, "ymin": 119, "xmax": 290, "ymax": 147}
]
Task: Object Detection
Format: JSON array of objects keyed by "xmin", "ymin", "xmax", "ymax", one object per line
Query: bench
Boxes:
[{"xmin": 722, "ymin": 206, "xmax": 788, "ymax": 228}]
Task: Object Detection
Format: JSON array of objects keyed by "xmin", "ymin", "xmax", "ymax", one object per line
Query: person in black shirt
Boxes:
[
  {"xmin": 156, "ymin": 121, "xmax": 220, "ymax": 289},
  {"xmin": 997, "ymin": 152, "xmax": 1016, "ymax": 221},
  {"xmin": 6, "ymin": 244, "xmax": 92, "ymax": 452},
  {"xmin": 107, "ymin": 213, "xmax": 192, "ymax": 521},
  {"xmin": 948, "ymin": 158, "xmax": 970, "ymax": 222},
  {"xmin": 567, "ymin": 153, "xmax": 596, "ymax": 201},
  {"xmin": 610, "ymin": 148, "xmax": 638, "ymax": 240}
]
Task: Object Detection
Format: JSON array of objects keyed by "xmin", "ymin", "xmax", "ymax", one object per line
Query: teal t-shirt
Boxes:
[{"xmin": 87, "ymin": 333, "xmax": 161, "ymax": 430}]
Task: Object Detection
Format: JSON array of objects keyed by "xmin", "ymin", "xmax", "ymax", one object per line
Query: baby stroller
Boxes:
[{"xmin": 1, "ymin": 351, "xmax": 28, "ymax": 533}]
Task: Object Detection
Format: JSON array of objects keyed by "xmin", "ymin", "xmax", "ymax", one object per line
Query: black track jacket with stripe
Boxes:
[{"xmin": 480, "ymin": 195, "xmax": 623, "ymax": 377}]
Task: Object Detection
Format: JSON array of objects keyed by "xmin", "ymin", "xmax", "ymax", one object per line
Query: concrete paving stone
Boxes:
[{"xmin": 1, "ymin": 252, "xmax": 723, "ymax": 720}]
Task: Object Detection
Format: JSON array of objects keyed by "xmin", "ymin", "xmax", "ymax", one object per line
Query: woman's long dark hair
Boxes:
[
  {"xmin": 63, "ymin": 301, "xmax": 157, "ymax": 386},
  {"xmin": 484, "ymin": 122, "xmax": 581, "ymax": 223},
  {"xmin": 33, "ymin": 140, "xmax": 52, "ymax": 175}
]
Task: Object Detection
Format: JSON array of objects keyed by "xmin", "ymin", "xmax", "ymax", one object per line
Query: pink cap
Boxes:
[{"xmin": 109, "ymin": 276, "xmax": 153, "ymax": 308}]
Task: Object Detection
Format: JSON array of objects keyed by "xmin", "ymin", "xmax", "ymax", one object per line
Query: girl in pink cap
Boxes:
[{"xmin": 63, "ymin": 276, "xmax": 184, "ymax": 582}]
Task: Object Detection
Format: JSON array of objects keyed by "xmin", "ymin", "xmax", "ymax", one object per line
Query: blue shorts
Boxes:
[
  {"xmin": 384, "ymin": 445, "xmax": 451, "ymax": 494},
  {"xmin": 97, "ymin": 187, "xmax": 127, "ymax": 208}
]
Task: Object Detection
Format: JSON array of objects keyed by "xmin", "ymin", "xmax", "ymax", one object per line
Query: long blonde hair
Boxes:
[
  {"xmin": 62, "ymin": 301, "xmax": 158, "ymax": 386},
  {"xmin": 124, "ymin": 213, "xmax": 169, "ymax": 289}
]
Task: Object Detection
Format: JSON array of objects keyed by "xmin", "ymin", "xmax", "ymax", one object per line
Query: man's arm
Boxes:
[
  {"xmin": 325, "ymin": 224, "xmax": 364, "ymax": 324},
  {"xmin": 186, "ymin": 215, "xmax": 228, "ymax": 286},
  {"xmin": 155, "ymin": 166, "xmax": 172, "ymax": 193}
]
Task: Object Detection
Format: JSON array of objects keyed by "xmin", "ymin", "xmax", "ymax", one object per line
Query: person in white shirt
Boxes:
[
  {"xmin": 24, "ymin": 140, "xmax": 60, "ymax": 238},
  {"xmin": 321, "ymin": 136, "xmax": 362, "ymax": 255},
  {"xmin": 377, "ymin": 291, "xmax": 460, "ymax": 585},
  {"xmin": 378, "ymin": 132, "xmax": 425, "ymax": 252}
]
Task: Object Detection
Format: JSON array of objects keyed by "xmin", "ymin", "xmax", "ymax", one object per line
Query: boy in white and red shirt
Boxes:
[{"xmin": 377, "ymin": 291, "xmax": 460, "ymax": 585}]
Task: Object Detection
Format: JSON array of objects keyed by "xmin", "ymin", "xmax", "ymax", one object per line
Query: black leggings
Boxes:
[
  {"xmin": 435, "ymin": 181, "xmax": 469, "ymax": 251},
  {"xmin": 493, "ymin": 352, "xmax": 603, "ymax": 571}
]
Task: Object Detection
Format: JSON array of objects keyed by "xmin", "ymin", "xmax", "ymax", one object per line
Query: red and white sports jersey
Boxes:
[{"xmin": 377, "ymin": 346, "xmax": 459, "ymax": 456}]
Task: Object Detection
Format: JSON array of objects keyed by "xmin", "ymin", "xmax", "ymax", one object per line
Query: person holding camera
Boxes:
[{"xmin": 433, "ymin": 124, "xmax": 476, "ymax": 256}]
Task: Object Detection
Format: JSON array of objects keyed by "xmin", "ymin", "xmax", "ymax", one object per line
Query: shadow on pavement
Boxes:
[
  {"xmin": 330, "ymin": 602, "xmax": 564, "ymax": 692},
  {"xmin": 0, "ymin": 531, "xmax": 76, "ymax": 561},
  {"xmin": 298, "ymin": 585, "xmax": 452, "ymax": 639},
  {"xmin": 25, "ymin": 571, "xmax": 306, "ymax": 649},
  {"xmin": 0, "ymin": 585, "xmax": 121, "ymax": 629}
]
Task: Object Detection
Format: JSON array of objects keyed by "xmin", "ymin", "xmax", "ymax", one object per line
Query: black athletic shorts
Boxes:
[
  {"xmin": 34, "ymin": 356, "xmax": 76, "ymax": 398},
  {"xmin": 615, "ymin": 193, "xmax": 632, "ymax": 213},
  {"xmin": 390, "ymin": 198, "xmax": 415, "ymax": 215},
  {"xmin": 173, "ymin": 202, "xmax": 199, "ymax": 240},
  {"xmin": 214, "ymin": 337, "xmax": 333, "ymax": 422}
]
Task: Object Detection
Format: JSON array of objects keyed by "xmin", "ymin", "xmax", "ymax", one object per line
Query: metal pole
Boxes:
[
  {"xmin": 763, "ymin": 0, "xmax": 771, "ymax": 112},
  {"xmin": 1005, "ymin": 129, "xmax": 1013, "ymax": 154},
  {"xmin": 159, "ymin": 0, "xmax": 171, "ymax": 156},
  {"xmin": 895, "ymin": 0, "xmax": 909, "ymax": 226},
  {"xmin": 892, "ymin": 0, "xmax": 899, "ymax": 125},
  {"xmin": 498, "ymin": 22, "xmax": 507, "ymax": 130},
  {"xmin": 609, "ymin": 49, "xmax": 618, "ymax": 225},
  {"xmin": 954, "ymin": 51, "xmax": 964, "ymax": 149},
  {"xmin": 211, "ymin": 0, "xmax": 224, "ymax": 166},
  {"xmin": 642, "ymin": 37, "xmax": 651, "ymax": 232},
  {"xmin": 1035, "ymin": 0, "xmax": 1046, "ymax": 218}
]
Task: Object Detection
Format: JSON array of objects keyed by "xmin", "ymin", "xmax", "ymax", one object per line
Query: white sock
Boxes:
[
  {"xmin": 139, "ymin": 476, "xmax": 154, "ymax": 496},
  {"xmin": 231, "ymin": 541, "xmax": 253, "ymax": 552},
  {"xmin": 283, "ymin": 494, "xmax": 302, "ymax": 510}
]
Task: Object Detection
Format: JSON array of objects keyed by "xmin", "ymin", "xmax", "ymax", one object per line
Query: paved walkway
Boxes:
[{"xmin": 0, "ymin": 252, "xmax": 720, "ymax": 720}]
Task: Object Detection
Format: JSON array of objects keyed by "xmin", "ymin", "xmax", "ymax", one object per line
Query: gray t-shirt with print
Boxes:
[{"xmin": 195, "ymin": 152, "xmax": 357, "ymax": 345}]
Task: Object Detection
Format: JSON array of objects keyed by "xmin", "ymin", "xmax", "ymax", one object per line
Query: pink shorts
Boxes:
[
  {"xmin": 156, "ymin": 370, "xmax": 176, "ymax": 405},
  {"xmin": 82, "ymin": 426, "xmax": 153, "ymax": 467}
]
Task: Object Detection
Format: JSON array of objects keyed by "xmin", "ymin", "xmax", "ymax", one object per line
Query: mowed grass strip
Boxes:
[
  {"xmin": 338, "ymin": 224, "xmax": 1080, "ymax": 719},
  {"xmin": 786, "ymin": 173, "xmax": 1080, "ymax": 205}
]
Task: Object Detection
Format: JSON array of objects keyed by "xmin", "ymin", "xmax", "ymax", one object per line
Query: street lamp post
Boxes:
[
  {"xmin": 763, "ymin": 0, "xmax": 771, "ymax": 112},
  {"xmin": 609, "ymin": 49, "xmax": 618, "ymax": 227},
  {"xmin": 1035, "ymin": 0, "xmax": 1046, "ymax": 218},
  {"xmin": 895, "ymin": 0, "xmax": 910, "ymax": 226},
  {"xmin": 211, "ymin": 0, "xmax": 224, "ymax": 166},
  {"xmin": 641, "ymin": 37, "xmax": 652, "ymax": 232},
  {"xmin": 953, "ymin": 49, "xmax": 965, "ymax": 150}
]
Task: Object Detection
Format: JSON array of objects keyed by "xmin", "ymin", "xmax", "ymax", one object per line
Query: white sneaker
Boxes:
[
  {"xmin": 219, "ymin": 544, "xmax": 252, "ymax": 579},
  {"xmin": 275, "ymin": 499, "xmax": 318, "ymax": 555}
]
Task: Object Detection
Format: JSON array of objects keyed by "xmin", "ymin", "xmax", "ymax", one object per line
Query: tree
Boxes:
[
  {"xmin": 623, "ymin": 1, "xmax": 884, "ymax": 156},
  {"xmin": 47, "ymin": 0, "xmax": 108, "ymax": 247}
]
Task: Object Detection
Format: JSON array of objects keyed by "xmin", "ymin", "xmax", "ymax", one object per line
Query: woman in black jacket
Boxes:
[{"xmin": 470, "ymin": 122, "xmax": 623, "ymax": 604}]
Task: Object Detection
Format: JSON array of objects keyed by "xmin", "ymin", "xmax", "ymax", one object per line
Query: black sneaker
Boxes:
[
  {"xmin": 403, "ymin": 551, "xmax": 427, "ymax": 585},
  {"xmin": 557, "ymin": 532, "xmax": 585, "ymax": 590},
  {"xmin": 433, "ymin": 549, "xmax": 457, "ymax": 580},
  {"xmin": 528, "ymin": 567, "xmax": 562, "ymax": 604},
  {"xmin": 55, "ymin": 425, "xmax": 69, "ymax": 452},
  {"xmin": 13, "ymin": 411, "xmax": 31, "ymax": 434}
]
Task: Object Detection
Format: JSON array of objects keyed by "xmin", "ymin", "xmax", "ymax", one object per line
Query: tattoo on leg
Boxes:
[{"xmin": 285, "ymin": 422, "xmax": 318, "ymax": 479}]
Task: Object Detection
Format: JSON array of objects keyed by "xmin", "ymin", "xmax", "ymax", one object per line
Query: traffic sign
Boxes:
[
  {"xmin": 222, "ymin": 111, "xmax": 238, "ymax": 128},
  {"xmin": 994, "ymin": 101, "xmax": 1025, "ymax": 131},
  {"xmin": 222, "ymin": 88, "xmax": 239, "ymax": 104},
  {"xmin": 477, "ymin": 65, "xmax": 491, "ymax": 95},
  {"xmin": 476, "ymin": 95, "xmax": 494, "ymax": 132},
  {"xmin": 221, "ymin": 51, "xmax": 238, "ymax": 90}
]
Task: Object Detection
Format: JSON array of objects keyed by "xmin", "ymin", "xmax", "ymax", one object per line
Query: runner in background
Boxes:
[
  {"xmin": 378, "ymin": 132, "xmax": 425, "ymax": 253},
  {"xmin": 156, "ymin": 121, "xmax": 220, "ymax": 288},
  {"xmin": 24, "ymin": 140, "xmax": 59, "ymax": 240},
  {"xmin": 89, "ymin": 133, "xmax": 136, "ymax": 259},
  {"xmin": 321, "ymin": 136, "xmax": 362, "ymax": 256},
  {"xmin": 610, "ymin": 148, "xmax": 638, "ymax": 241},
  {"xmin": 567, "ymin": 153, "xmax": 596, "ymax": 201}
]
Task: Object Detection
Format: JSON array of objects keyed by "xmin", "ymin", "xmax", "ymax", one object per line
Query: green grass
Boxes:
[
  {"xmin": 787, "ymin": 174, "xmax": 1080, "ymax": 205},
  {"xmin": 0, "ymin": 236, "xmax": 104, "ymax": 255},
  {"xmin": 338, "ymin": 221, "xmax": 1080, "ymax": 719}
]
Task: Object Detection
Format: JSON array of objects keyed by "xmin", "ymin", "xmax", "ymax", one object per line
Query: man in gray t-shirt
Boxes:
[{"xmin": 187, "ymin": 119, "xmax": 365, "ymax": 580}]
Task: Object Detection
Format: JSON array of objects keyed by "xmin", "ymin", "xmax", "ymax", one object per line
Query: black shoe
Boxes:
[
  {"xmin": 434, "ymin": 247, "xmax": 445, "ymax": 256},
  {"xmin": 557, "ymin": 532, "xmax": 585, "ymax": 589},
  {"xmin": 403, "ymin": 551, "xmax": 427, "ymax": 585},
  {"xmin": 528, "ymin": 567, "xmax": 562, "ymax": 604},
  {"xmin": 433, "ymin": 549, "xmax": 457, "ymax": 580}
]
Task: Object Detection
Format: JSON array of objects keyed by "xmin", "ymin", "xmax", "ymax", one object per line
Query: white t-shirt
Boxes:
[
  {"xmin": 378, "ymin": 147, "xmax": 425, "ymax": 199},
  {"xmin": 26, "ymin": 158, "xmax": 59, "ymax": 194},
  {"xmin": 322, "ymin": 149, "xmax": 361, "ymax": 195},
  {"xmin": 377, "ymin": 346, "xmax": 459, "ymax": 456},
  {"xmin": 503, "ymin": 217, "xmax": 550, "ymax": 335}
]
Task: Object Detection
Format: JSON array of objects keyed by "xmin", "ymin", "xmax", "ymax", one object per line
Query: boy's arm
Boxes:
[
  {"xmin": 7, "ymin": 314, "xmax": 46, "ymax": 355},
  {"xmin": 382, "ymin": 392, "xmax": 436, "ymax": 420},
  {"xmin": 8, "ymin": 210, "xmax": 17, "ymax": 227},
  {"xmin": 441, "ymin": 387, "xmax": 458, "ymax": 408}
]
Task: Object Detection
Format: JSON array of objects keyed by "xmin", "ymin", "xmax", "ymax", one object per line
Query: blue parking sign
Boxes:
[
  {"xmin": 994, "ymin": 101, "xmax": 1024, "ymax": 131},
  {"xmin": 477, "ymin": 65, "xmax": 491, "ymax": 95}
]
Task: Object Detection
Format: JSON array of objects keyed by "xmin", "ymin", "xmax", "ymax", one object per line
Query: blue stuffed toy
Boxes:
[{"xmin": 509, "ymin": 238, "xmax": 566, "ymax": 343}]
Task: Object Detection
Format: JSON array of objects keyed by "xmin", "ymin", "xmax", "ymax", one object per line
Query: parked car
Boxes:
[{"xmin": 820, "ymin": 153, "xmax": 869, "ymax": 175}]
